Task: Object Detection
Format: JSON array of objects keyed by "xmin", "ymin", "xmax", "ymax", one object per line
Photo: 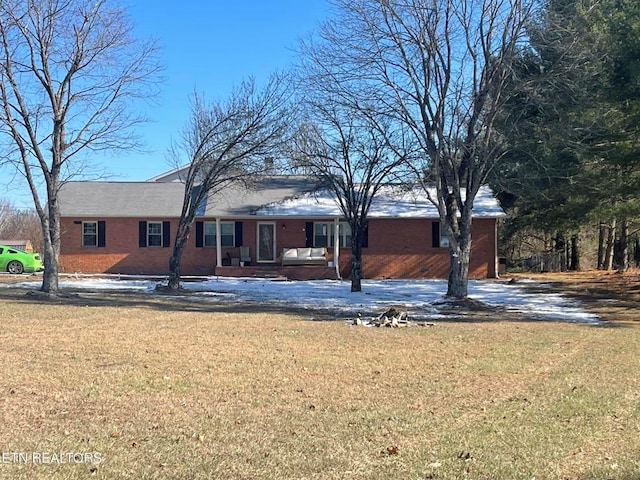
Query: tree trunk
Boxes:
[
  {"xmin": 40, "ymin": 186, "xmax": 61, "ymax": 294},
  {"xmin": 597, "ymin": 222, "xmax": 606, "ymax": 269},
  {"xmin": 167, "ymin": 250, "xmax": 183, "ymax": 290},
  {"xmin": 604, "ymin": 218, "xmax": 617, "ymax": 271},
  {"xmin": 554, "ymin": 231, "xmax": 565, "ymax": 252},
  {"xmin": 570, "ymin": 233, "xmax": 580, "ymax": 271},
  {"xmin": 618, "ymin": 218, "xmax": 628, "ymax": 273},
  {"xmin": 447, "ymin": 246, "xmax": 470, "ymax": 298},
  {"xmin": 554, "ymin": 231, "xmax": 566, "ymax": 271},
  {"xmin": 40, "ymin": 225, "xmax": 59, "ymax": 294},
  {"xmin": 446, "ymin": 213, "xmax": 472, "ymax": 299},
  {"xmin": 350, "ymin": 230, "xmax": 364, "ymax": 293},
  {"xmin": 167, "ymin": 219, "xmax": 193, "ymax": 290}
]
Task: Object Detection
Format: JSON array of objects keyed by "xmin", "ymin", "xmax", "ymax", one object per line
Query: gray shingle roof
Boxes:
[
  {"xmin": 58, "ymin": 182, "xmax": 186, "ymax": 217},
  {"xmin": 58, "ymin": 177, "xmax": 322, "ymax": 218},
  {"xmin": 200, "ymin": 177, "xmax": 323, "ymax": 217},
  {"xmin": 59, "ymin": 178, "xmax": 505, "ymax": 219}
]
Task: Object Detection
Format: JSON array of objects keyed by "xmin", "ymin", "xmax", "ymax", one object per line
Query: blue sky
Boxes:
[{"xmin": 6, "ymin": 1, "xmax": 330, "ymax": 208}]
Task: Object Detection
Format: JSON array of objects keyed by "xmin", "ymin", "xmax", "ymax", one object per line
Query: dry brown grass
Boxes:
[{"xmin": 0, "ymin": 274, "xmax": 639, "ymax": 479}]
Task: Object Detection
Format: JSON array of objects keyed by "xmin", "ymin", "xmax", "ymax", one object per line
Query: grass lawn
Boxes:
[{"xmin": 0, "ymin": 274, "xmax": 639, "ymax": 479}]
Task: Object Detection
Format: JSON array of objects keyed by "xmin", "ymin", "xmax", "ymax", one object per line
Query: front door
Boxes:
[{"xmin": 257, "ymin": 222, "xmax": 276, "ymax": 263}]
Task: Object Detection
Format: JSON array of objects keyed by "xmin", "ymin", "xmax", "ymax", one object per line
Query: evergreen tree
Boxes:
[{"xmin": 493, "ymin": 0, "xmax": 640, "ymax": 269}]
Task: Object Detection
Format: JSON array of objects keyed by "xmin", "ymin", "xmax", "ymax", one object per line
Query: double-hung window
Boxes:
[
  {"xmin": 313, "ymin": 223, "xmax": 330, "ymax": 247},
  {"xmin": 138, "ymin": 221, "xmax": 170, "ymax": 248},
  {"xmin": 313, "ymin": 222, "xmax": 352, "ymax": 248},
  {"xmin": 82, "ymin": 220, "xmax": 106, "ymax": 247},
  {"xmin": 147, "ymin": 222, "xmax": 163, "ymax": 247},
  {"xmin": 82, "ymin": 221, "xmax": 98, "ymax": 247},
  {"xmin": 439, "ymin": 229, "xmax": 449, "ymax": 248},
  {"xmin": 432, "ymin": 221, "xmax": 449, "ymax": 248},
  {"xmin": 203, "ymin": 222, "xmax": 235, "ymax": 247}
]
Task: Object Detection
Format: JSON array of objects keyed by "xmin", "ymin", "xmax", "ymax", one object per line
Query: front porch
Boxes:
[{"xmin": 215, "ymin": 264, "xmax": 339, "ymax": 280}]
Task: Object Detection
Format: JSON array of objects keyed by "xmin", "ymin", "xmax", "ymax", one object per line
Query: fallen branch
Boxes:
[{"xmin": 350, "ymin": 308, "xmax": 435, "ymax": 328}]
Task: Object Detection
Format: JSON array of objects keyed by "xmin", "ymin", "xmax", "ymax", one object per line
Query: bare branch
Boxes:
[
  {"xmin": 298, "ymin": 0, "xmax": 533, "ymax": 297},
  {"xmin": 0, "ymin": 0, "xmax": 161, "ymax": 293},
  {"xmin": 166, "ymin": 74, "xmax": 294, "ymax": 289}
]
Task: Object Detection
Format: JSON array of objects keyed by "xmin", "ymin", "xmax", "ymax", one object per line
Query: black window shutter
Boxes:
[
  {"xmin": 362, "ymin": 222, "xmax": 369, "ymax": 248},
  {"xmin": 195, "ymin": 221, "xmax": 203, "ymax": 248},
  {"xmin": 235, "ymin": 221, "xmax": 243, "ymax": 247},
  {"xmin": 139, "ymin": 221, "xmax": 147, "ymax": 247},
  {"xmin": 305, "ymin": 222, "xmax": 313, "ymax": 247},
  {"xmin": 162, "ymin": 221, "xmax": 171, "ymax": 248},
  {"xmin": 97, "ymin": 221, "xmax": 106, "ymax": 248},
  {"xmin": 432, "ymin": 221, "xmax": 440, "ymax": 248}
]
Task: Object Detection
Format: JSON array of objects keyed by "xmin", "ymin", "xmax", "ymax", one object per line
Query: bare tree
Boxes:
[
  {"xmin": 0, "ymin": 201, "xmax": 15, "ymax": 235},
  {"xmin": 300, "ymin": 0, "xmax": 532, "ymax": 298},
  {"xmin": 166, "ymin": 75, "xmax": 292, "ymax": 290},
  {"xmin": 0, "ymin": 200, "xmax": 42, "ymax": 251},
  {"xmin": 0, "ymin": 0, "xmax": 160, "ymax": 294},
  {"xmin": 292, "ymin": 102, "xmax": 413, "ymax": 292}
]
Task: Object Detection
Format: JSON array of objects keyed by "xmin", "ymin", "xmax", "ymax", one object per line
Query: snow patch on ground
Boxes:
[{"xmin": 3, "ymin": 275, "xmax": 602, "ymax": 324}]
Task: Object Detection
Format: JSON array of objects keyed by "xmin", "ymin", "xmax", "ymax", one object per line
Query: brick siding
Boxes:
[{"xmin": 60, "ymin": 217, "xmax": 498, "ymax": 279}]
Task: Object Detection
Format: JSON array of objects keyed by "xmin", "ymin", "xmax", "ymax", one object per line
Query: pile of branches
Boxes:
[{"xmin": 351, "ymin": 307, "xmax": 434, "ymax": 328}]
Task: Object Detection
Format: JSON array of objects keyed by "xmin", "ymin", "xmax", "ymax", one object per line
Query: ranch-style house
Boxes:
[{"xmin": 58, "ymin": 170, "xmax": 506, "ymax": 280}]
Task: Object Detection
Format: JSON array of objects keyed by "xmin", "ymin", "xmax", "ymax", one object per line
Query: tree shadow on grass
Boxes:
[
  {"xmin": 0, "ymin": 286, "xmax": 327, "ymax": 319},
  {"xmin": 514, "ymin": 275, "xmax": 640, "ymax": 326},
  {"xmin": 578, "ymin": 474, "xmax": 640, "ymax": 480},
  {"xmin": 0, "ymin": 284, "xmax": 625, "ymax": 327}
]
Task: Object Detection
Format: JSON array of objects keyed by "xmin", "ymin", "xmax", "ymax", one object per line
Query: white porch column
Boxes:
[
  {"xmin": 216, "ymin": 218, "xmax": 222, "ymax": 267},
  {"xmin": 333, "ymin": 217, "xmax": 341, "ymax": 279}
]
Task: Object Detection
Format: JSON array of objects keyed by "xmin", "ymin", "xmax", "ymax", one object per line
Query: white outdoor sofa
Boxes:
[{"xmin": 281, "ymin": 247, "xmax": 328, "ymax": 266}]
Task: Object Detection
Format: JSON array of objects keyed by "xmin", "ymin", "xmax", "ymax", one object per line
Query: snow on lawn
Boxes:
[{"xmin": 4, "ymin": 275, "xmax": 602, "ymax": 324}]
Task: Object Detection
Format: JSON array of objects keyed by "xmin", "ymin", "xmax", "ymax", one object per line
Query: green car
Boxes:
[{"xmin": 0, "ymin": 245, "xmax": 43, "ymax": 274}]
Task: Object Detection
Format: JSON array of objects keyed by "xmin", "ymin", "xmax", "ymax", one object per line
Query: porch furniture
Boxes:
[
  {"xmin": 281, "ymin": 247, "xmax": 327, "ymax": 266},
  {"xmin": 227, "ymin": 246, "xmax": 252, "ymax": 266},
  {"xmin": 240, "ymin": 246, "xmax": 251, "ymax": 265},
  {"xmin": 227, "ymin": 252, "xmax": 240, "ymax": 266}
]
